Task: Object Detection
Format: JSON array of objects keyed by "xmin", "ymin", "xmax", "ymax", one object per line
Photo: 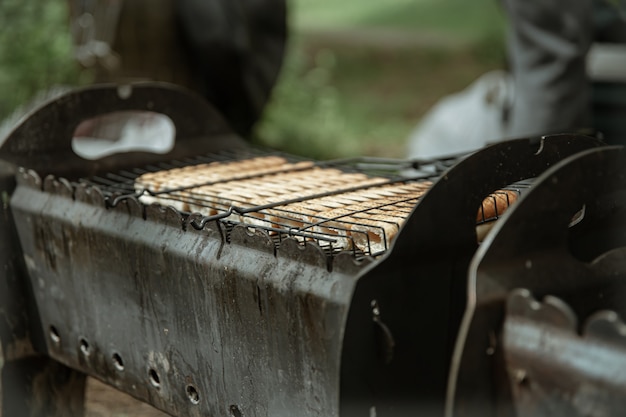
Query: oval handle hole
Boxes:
[{"xmin": 72, "ymin": 110, "xmax": 175, "ymax": 160}]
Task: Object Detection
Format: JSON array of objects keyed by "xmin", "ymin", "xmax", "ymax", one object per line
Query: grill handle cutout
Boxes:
[
  {"xmin": 72, "ymin": 110, "xmax": 175, "ymax": 160},
  {"xmin": 0, "ymin": 82, "xmax": 247, "ymax": 177}
]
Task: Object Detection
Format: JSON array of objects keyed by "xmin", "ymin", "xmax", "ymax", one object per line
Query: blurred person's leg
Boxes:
[
  {"xmin": 503, "ymin": 0, "xmax": 594, "ymax": 137},
  {"xmin": 175, "ymin": 0, "xmax": 287, "ymax": 137}
]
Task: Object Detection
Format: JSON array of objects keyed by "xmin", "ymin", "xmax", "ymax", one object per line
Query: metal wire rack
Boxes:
[{"xmin": 80, "ymin": 149, "xmax": 526, "ymax": 258}]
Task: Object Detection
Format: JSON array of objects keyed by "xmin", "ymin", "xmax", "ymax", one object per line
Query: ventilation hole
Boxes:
[
  {"xmin": 149, "ymin": 369, "xmax": 161, "ymax": 388},
  {"xmin": 186, "ymin": 384, "xmax": 200, "ymax": 405},
  {"xmin": 49, "ymin": 325, "xmax": 61, "ymax": 345},
  {"xmin": 117, "ymin": 84, "xmax": 132, "ymax": 99},
  {"xmin": 112, "ymin": 353, "xmax": 125, "ymax": 371},
  {"xmin": 230, "ymin": 404, "xmax": 243, "ymax": 417},
  {"xmin": 79, "ymin": 338, "xmax": 90, "ymax": 356}
]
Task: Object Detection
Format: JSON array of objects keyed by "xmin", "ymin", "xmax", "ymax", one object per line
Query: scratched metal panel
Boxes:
[{"xmin": 10, "ymin": 173, "xmax": 365, "ymax": 417}]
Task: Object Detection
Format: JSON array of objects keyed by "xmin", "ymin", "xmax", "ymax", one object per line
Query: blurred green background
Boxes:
[{"xmin": 0, "ymin": 0, "xmax": 507, "ymax": 159}]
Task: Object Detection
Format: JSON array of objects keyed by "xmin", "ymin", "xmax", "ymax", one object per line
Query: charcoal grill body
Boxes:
[
  {"xmin": 9, "ymin": 172, "xmax": 363, "ymax": 416},
  {"xmin": 0, "ymin": 84, "xmax": 609, "ymax": 416},
  {"xmin": 0, "ymin": 83, "xmax": 368, "ymax": 416},
  {"xmin": 1, "ymin": 162, "xmax": 88, "ymax": 417},
  {"xmin": 339, "ymin": 135, "xmax": 604, "ymax": 417},
  {"xmin": 447, "ymin": 146, "xmax": 626, "ymax": 417}
]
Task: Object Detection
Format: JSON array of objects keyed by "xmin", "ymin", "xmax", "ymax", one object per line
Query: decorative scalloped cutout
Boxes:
[
  {"xmin": 16, "ymin": 167, "xmax": 42, "ymax": 189},
  {"xmin": 584, "ymin": 310, "xmax": 626, "ymax": 348},
  {"xmin": 144, "ymin": 204, "xmax": 183, "ymax": 228},
  {"xmin": 109, "ymin": 195, "xmax": 144, "ymax": 218},
  {"xmin": 506, "ymin": 288, "xmax": 577, "ymax": 331},
  {"xmin": 229, "ymin": 225, "xmax": 275, "ymax": 255},
  {"xmin": 278, "ymin": 237, "xmax": 327, "ymax": 270},
  {"xmin": 16, "ymin": 168, "xmax": 378, "ymax": 270},
  {"xmin": 43, "ymin": 175, "xmax": 73, "ymax": 199},
  {"xmin": 333, "ymin": 252, "xmax": 373, "ymax": 275},
  {"xmin": 507, "ymin": 288, "xmax": 626, "ymax": 349},
  {"xmin": 74, "ymin": 183, "xmax": 106, "ymax": 206}
]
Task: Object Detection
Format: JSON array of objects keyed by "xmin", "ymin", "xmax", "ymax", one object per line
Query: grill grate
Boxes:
[{"xmin": 80, "ymin": 150, "xmax": 527, "ymax": 258}]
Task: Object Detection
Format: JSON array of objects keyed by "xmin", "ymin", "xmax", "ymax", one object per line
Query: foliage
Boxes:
[
  {"xmin": 292, "ymin": 0, "xmax": 506, "ymax": 42},
  {"xmin": 253, "ymin": 44, "xmax": 353, "ymax": 159},
  {"xmin": 254, "ymin": 36, "xmax": 505, "ymax": 159},
  {"xmin": 0, "ymin": 0, "xmax": 81, "ymax": 120},
  {"xmin": 253, "ymin": 0, "xmax": 506, "ymax": 159},
  {"xmin": 0, "ymin": 0, "xmax": 506, "ymax": 161}
]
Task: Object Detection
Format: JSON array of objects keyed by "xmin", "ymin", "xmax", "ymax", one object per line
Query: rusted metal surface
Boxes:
[
  {"xmin": 1, "ymin": 162, "xmax": 88, "ymax": 417},
  {"xmin": 340, "ymin": 134, "xmax": 604, "ymax": 417},
  {"xmin": 10, "ymin": 168, "xmax": 364, "ymax": 416},
  {"xmin": 1, "ymin": 84, "xmax": 619, "ymax": 417},
  {"xmin": 447, "ymin": 146, "xmax": 626, "ymax": 417},
  {"xmin": 502, "ymin": 289, "xmax": 626, "ymax": 417}
]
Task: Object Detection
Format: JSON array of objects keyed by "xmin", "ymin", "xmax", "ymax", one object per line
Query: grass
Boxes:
[
  {"xmin": 253, "ymin": 0, "xmax": 507, "ymax": 159},
  {"xmin": 292, "ymin": 0, "xmax": 506, "ymax": 40}
]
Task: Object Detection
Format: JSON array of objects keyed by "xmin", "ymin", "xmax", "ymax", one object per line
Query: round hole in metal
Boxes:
[
  {"xmin": 186, "ymin": 384, "xmax": 200, "ymax": 405},
  {"xmin": 117, "ymin": 84, "xmax": 132, "ymax": 99},
  {"xmin": 112, "ymin": 353, "xmax": 124, "ymax": 371},
  {"xmin": 79, "ymin": 338, "xmax": 90, "ymax": 356},
  {"xmin": 49, "ymin": 325, "xmax": 61, "ymax": 345},
  {"xmin": 230, "ymin": 404, "xmax": 243, "ymax": 417},
  {"xmin": 149, "ymin": 368, "xmax": 161, "ymax": 389}
]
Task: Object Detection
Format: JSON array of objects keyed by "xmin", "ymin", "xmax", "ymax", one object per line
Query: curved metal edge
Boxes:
[
  {"xmin": 144, "ymin": 204, "xmax": 184, "ymax": 228},
  {"xmin": 584, "ymin": 310, "xmax": 626, "ymax": 348},
  {"xmin": 447, "ymin": 145, "xmax": 626, "ymax": 417},
  {"xmin": 74, "ymin": 183, "xmax": 107, "ymax": 207},
  {"xmin": 501, "ymin": 290, "xmax": 626, "ymax": 417},
  {"xmin": 506, "ymin": 289, "xmax": 578, "ymax": 332},
  {"xmin": 392, "ymin": 133, "xmax": 604, "ymax": 257},
  {"xmin": 0, "ymin": 82, "xmax": 247, "ymax": 178},
  {"xmin": 15, "ymin": 168, "xmax": 42, "ymax": 190},
  {"xmin": 339, "ymin": 134, "xmax": 605, "ymax": 417},
  {"xmin": 229, "ymin": 225, "xmax": 275, "ymax": 256},
  {"xmin": 332, "ymin": 252, "xmax": 374, "ymax": 275},
  {"xmin": 277, "ymin": 237, "xmax": 328, "ymax": 270},
  {"xmin": 109, "ymin": 195, "xmax": 144, "ymax": 218},
  {"xmin": 43, "ymin": 176, "xmax": 74, "ymax": 200},
  {"xmin": 14, "ymin": 171, "xmax": 374, "ymax": 274}
]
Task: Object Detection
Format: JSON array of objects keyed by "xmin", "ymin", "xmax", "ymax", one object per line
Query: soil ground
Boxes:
[{"xmin": 86, "ymin": 378, "xmax": 167, "ymax": 417}]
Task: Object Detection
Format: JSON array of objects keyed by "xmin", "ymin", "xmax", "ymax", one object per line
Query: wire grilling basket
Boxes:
[{"xmin": 79, "ymin": 149, "xmax": 528, "ymax": 259}]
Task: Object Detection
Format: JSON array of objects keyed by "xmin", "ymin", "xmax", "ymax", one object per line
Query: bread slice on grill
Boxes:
[
  {"xmin": 477, "ymin": 189, "xmax": 519, "ymax": 222},
  {"xmin": 134, "ymin": 155, "xmax": 524, "ymax": 254},
  {"xmin": 134, "ymin": 156, "xmax": 314, "ymax": 210}
]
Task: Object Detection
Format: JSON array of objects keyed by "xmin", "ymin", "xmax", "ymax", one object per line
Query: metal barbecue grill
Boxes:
[
  {"xmin": 81, "ymin": 153, "xmax": 532, "ymax": 260},
  {"xmin": 80, "ymin": 150, "xmax": 444, "ymax": 259},
  {"xmin": 0, "ymin": 83, "xmax": 622, "ymax": 417}
]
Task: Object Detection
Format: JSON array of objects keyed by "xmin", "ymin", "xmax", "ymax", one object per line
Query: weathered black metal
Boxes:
[
  {"xmin": 10, "ymin": 168, "xmax": 365, "ymax": 416},
  {"xmin": 447, "ymin": 146, "xmax": 626, "ymax": 417},
  {"xmin": 0, "ymin": 163, "xmax": 88, "ymax": 417},
  {"xmin": 502, "ymin": 289, "xmax": 626, "ymax": 417},
  {"xmin": 339, "ymin": 134, "xmax": 606, "ymax": 417},
  {"xmin": 0, "ymin": 82, "xmax": 247, "ymax": 179},
  {"xmin": 0, "ymin": 84, "xmax": 616, "ymax": 417}
]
